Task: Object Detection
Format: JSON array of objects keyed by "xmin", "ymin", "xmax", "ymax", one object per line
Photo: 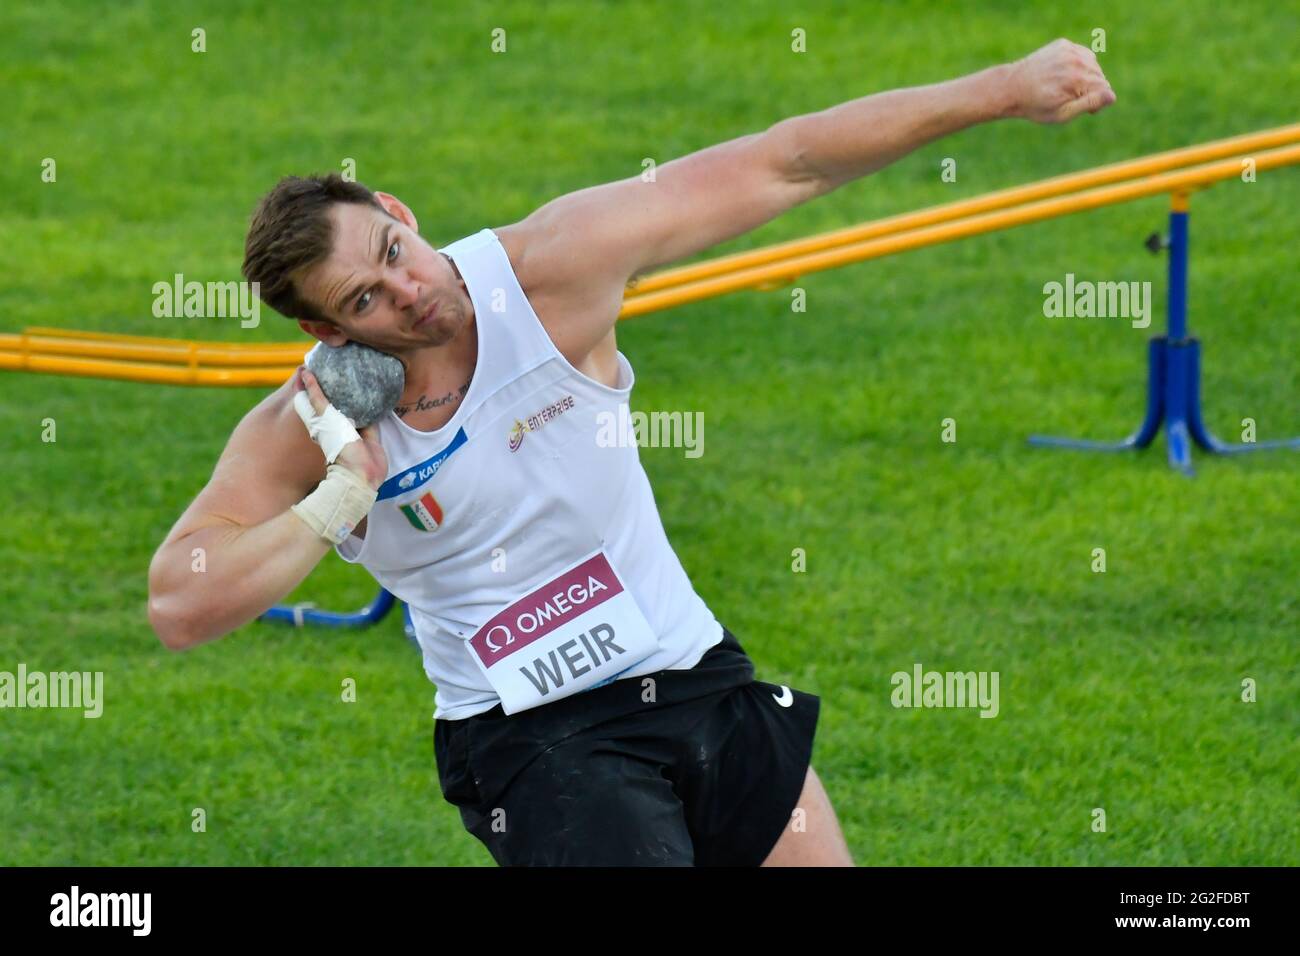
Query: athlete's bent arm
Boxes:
[{"xmin": 147, "ymin": 373, "xmax": 383, "ymax": 650}]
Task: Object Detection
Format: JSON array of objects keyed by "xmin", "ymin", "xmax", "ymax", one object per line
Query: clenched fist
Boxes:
[{"xmin": 1007, "ymin": 38, "xmax": 1117, "ymax": 124}]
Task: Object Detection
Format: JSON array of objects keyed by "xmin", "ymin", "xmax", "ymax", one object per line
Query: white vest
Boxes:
[{"xmin": 310, "ymin": 228, "xmax": 723, "ymax": 718}]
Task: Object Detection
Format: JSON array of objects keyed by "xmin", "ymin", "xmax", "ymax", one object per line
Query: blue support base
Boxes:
[
  {"xmin": 259, "ymin": 587, "xmax": 420, "ymax": 646},
  {"xmin": 1028, "ymin": 198, "xmax": 1299, "ymax": 475},
  {"xmin": 1028, "ymin": 336, "xmax": 1300, "ymax": 475}
]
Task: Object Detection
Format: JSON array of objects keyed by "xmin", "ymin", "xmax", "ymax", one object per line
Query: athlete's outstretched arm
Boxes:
[
  {"xmin": 516, "ymin": 38, "xmax": 1114, "ymax": 301},
  {"xmin": 777, "ymin": 37, "xmax": 1114, "ymax": 197}
]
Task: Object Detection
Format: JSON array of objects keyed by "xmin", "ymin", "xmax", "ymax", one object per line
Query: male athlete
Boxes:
[{"xmin": 147, "ymin": 39, "xmax": 1114, "ymax": 866}]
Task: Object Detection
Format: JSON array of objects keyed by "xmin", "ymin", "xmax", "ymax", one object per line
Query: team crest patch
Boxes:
[{"xmin": 399, "ymin": 492, "xmax": 444, "ymax": 531}]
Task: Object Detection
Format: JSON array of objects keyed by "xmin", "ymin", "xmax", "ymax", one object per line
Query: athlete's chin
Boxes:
[
  {"xmin": 419, "ymin": 319, "xmax": 457, "ymax": 345},
  {"xmin": 419, "ymin": 310, "xmax": 464, "ymax": 344}
]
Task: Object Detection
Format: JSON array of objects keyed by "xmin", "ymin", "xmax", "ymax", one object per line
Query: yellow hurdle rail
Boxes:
[
  {"xmin": 0, "ymin": 349, "xmax": 300, "ymax": 387},
  {"xmin": 2, "ymin": 123, "xmax": 1297, "ymax": 388},
  {"xmin": 0, "ymin": 330, "xmax": 305, "ymax": 366}
]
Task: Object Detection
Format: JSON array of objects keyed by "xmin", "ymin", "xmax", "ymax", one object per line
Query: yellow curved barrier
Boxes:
[
  {"xmin": 0, "ymin": 332, "xmax": 307, "ymax": 367},
  {"xmin": 2, "ymin": 123, "xmax": 1296, "ymax": 387},
  {"xmin": 0, "ymin": 349, "xmax": 296, "ymax": 386}
]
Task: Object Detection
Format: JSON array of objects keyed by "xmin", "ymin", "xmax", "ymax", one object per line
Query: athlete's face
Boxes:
[{"xmin": 294, "ymin": 195, "xmax": 471, "ymax": 354}]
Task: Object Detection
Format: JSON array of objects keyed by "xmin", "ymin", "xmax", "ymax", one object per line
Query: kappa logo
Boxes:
[
  {"xmin": 375, "ymin": 427, "xmax": 468, "ymax": 502},
  {"xmin": 507, "ymin": 394, "xmax": 576, "ymax": 451}
]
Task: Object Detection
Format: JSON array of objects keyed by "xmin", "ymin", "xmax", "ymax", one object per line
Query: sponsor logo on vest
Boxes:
[
  {"xmin": 469, "ymin": 553, "xmax": 626, "ymax": 694},
  {"xmin": 474, "ymin": 561, "xmax": 616, "ymax": 658},
  {"xmin": 399, "ymin": 491, "xmax": 444, "ymax": 531},
  {"xmin": 377, "ymin": 426, "xmax": 468, "ymax": 501},
  {"xmin": 507, "ymin": 394, "xmax": 576, "ymax": 451},
  {"xmin": 482, "ymin": 577, "xmax": 611, "ymax": 651}
]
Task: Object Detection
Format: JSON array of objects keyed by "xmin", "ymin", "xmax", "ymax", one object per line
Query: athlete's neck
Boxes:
[{"xmin": 395, "ymin": 308, "xmax": 478, "ymax": 407}]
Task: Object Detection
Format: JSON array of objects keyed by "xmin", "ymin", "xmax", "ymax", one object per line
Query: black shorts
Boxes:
[{"xmin": 433, "ymin": 626, "xmax": 820, "ymax": 866}]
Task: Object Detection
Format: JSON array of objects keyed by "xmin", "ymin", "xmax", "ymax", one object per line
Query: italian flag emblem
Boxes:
[{"xmin": 399, "ymin": 492, "xmax": 444, "ymax": 531}]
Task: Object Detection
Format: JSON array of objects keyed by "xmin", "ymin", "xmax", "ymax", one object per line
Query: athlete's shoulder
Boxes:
[
  {"xmin": 490, "ymin": 219, "xmax": 593, "ymax": 305},
  {"xmin": 491, "ymin": 221, "xmax": 536, "ymax": 294},
  {"xmin": 489, "ymin": 219, "xmax": 624, "ymax": 372}
]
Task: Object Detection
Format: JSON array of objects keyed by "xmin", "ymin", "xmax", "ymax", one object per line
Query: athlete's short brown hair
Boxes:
[{"xmin": 242, "ymin": 174, "xmax": 390, "ymax": 323}]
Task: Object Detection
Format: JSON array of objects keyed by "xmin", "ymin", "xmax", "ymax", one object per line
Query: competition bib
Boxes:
[{"xmin": 466, "ymin": 548, "xmax": 660, "ymax": 715}]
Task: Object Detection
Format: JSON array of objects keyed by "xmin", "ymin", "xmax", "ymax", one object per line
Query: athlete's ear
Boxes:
[
  {"xmin": 298, "ymin": 318, "xmax": 349, "ymax": 348},
  {"xmin": 373, "ymin": 192, "xmax": 418, "ymax": 233}
]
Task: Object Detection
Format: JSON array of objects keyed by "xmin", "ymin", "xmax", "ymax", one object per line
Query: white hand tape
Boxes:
[{"xmin": 293, "ymin": 389, "xmax": 362, "ymax": 465}]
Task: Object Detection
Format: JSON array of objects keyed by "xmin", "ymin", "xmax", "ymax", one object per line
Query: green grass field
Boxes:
[{"xmin": 2, "ymin": 0, "xmax": 1296, "ymax": 866}]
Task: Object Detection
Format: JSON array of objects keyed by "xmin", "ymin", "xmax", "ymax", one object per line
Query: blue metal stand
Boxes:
[
  {"xmin": 1029, "ymin": 192, "xmax": 1300, "ymax": 474},
  {"xmin": 259, "ymin": 587, "xmax": 418, "ymax": 645}
]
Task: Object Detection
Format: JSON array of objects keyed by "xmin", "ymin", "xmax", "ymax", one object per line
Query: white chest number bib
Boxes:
[{"xmin": 467, "ymin": 548, "xmax": 660, "ymax": 715}]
